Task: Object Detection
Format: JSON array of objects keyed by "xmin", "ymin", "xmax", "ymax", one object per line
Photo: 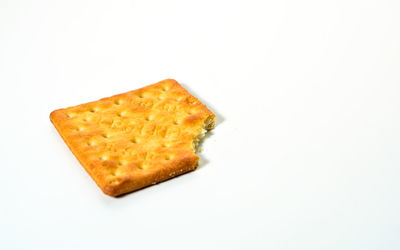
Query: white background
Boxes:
[{"xmin": 1, "ymin": 0, "xmax": 400, "ymax": 249}]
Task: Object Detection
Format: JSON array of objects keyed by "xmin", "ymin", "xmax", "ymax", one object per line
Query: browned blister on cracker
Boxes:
[{"xmin": 50, "ymin": 79, "xmax": 215, "ymax": 196}]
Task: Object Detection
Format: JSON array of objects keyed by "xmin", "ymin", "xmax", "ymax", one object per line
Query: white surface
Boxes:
[{"xmin": 1, "ymin": 0, "xmax": 400, "ymax": 249}]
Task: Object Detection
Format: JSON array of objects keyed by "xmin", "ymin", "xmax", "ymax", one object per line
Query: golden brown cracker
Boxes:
[{"xmin": 50, "ymin": 79, "xmax": 215, "ymax": 196}]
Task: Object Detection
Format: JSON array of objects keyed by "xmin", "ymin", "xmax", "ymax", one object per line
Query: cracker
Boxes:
[{"xmin": 50, "ymin": 79, "xmax": 215, "ymax": 196}]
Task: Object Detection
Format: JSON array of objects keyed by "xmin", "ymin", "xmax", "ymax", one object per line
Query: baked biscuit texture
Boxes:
[{"xmin": 50, "ymin": 79, "xmax": 215, "ymax": 196}]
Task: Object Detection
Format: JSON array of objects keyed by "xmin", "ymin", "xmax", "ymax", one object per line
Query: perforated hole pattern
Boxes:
[{"xmin": 54, "ymin": 80, "xmax": 213, "ymax": 189}]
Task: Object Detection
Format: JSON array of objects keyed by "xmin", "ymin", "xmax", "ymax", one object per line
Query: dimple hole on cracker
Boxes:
[
  {"xmin": 146, "ymin": 115, "xmax": 154, "ymax": 121},
  {"xmin": 110, "ymin": 179, "xmax": 120, "ymax": 185},
  {"xmin": 89, "ymin": 107, "xmax": 98, "ymax": 113}
]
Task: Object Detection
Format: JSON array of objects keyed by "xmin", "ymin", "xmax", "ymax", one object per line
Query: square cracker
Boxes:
[{"xmin": 50, "ymin": 79, "xmax": 215, "ymax": 196}]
